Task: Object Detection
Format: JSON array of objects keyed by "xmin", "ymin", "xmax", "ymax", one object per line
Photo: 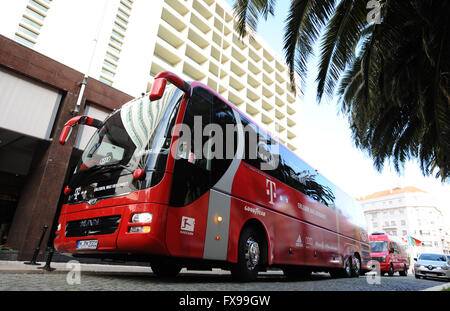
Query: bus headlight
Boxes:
[{"xmin": 131, "ymin": 213, "xmax": 152, "ymax": 223}]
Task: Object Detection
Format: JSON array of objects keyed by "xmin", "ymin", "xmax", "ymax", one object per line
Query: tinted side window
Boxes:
[
  {"xmin": 170, "ymin": 87, "xmax": 212, "ymax": 207},
  {"xmin": 389, "ymin": 241, "xmax": 395, "ymax": 252},
  {"xmin": 393, "ymin": 242, "xmax": 400, "ymax": 253},
  {"xmin": 241, "ymin": 116, "xmax": 260, "ymax": 169},
  {"xmin": 279, "ymin": 144, "xmax": 335, "ymax": 207},
  {"xmin": 144, "ymin": 94, "xmax": 182, "ymax": 188},
  {"xmin": 240, "ymin": 117, "xmax": 284, "ymax": 182},
  {"xmin": 211, "ymin": 97, "xmax": 237, "ymax": 186},
  {"xmin": 239, "ymin": 114, "xmax": 336, "ymax": 208},
  {"xmin": 260, "ymin": 135, "xmax": 284, "ymax": 182}
]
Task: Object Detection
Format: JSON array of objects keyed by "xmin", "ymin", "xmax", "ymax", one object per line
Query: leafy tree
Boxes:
[{"xmin": 231, "ymin": 0, "xmax": 449, "ymax": 181}]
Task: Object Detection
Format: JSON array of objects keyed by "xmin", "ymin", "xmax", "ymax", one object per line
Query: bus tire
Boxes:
[
  {"xmin": 330, "ymin": 256, "xmax": 353, "ymax": 278},
  {"xmin": 342, "ymin": 256, "xmax": 353, "ymax": 278},
  {"xmin": 387, "ymin": 264, "xmax": 394, "ymax": 276},
  {"xmin": 231, "ymin": 226, "xmax": 264, "ymax": 282},
  {"xmin": 151, "ymin": 259, "xmax": 182, "ymax": 278},
  {"xmin": 351, "ymin": 255, "xmax": 361, "ymax": 277},
  {"xmin": 399, "ymin": 264, "xmax": 408, "ymax": 276}
]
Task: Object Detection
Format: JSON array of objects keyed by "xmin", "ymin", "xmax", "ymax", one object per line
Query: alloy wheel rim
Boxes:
[
  {"xmin": 354, "ymin": 257, "xmax": 360, "ymax": 273},
  {"xmin": 245, "ymin": 237, "xmax": 260, "ymax": 270},
  {"xmin": 345, "ymin": 259, "xmax": 351, "ymax": 274}
]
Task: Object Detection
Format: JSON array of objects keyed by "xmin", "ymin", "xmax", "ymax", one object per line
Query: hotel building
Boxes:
[{"xmin": 0, "ymin": 0, "xmax": 300, "ymax": 151}]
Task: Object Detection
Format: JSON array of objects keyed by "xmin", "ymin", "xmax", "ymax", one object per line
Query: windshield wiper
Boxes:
[
  {"xmin": 91, "ymin": 162, "xmax": 136, "ymax": 175},
  {"xmin": 69, "ymin": 163, "xmax": 134, "ymax": 189},
  {"xmin": 105, "ymin": 162, "xmax": 133, "ymax": 172}
]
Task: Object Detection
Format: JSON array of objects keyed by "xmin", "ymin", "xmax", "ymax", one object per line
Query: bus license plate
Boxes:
[{"xmin": 77, "ymin": 240, "xmax": 98, "ymax": 250}]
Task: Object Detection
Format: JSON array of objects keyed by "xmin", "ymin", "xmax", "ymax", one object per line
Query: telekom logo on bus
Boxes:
[{"xmin": 266, "ymin": 179, "xmax": 276, "ymax": 204}]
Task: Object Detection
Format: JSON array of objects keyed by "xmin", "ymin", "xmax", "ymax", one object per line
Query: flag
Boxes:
[
  {"xmin": 407, "ymin": 236, "xmax": 422, "ymax": 246},
  {"xmin": 413, "ymin": 237, "xmax": 422, "ymax": 246}
]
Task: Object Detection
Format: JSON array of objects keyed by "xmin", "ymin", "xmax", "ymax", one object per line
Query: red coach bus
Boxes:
[{"xmin": 54, "ymin": 71, "xmax": 370, "ymax": 281}]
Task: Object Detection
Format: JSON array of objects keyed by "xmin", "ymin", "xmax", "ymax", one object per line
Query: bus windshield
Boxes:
[
  {"xmin": 66, "ymin": 85, "xmax": 183, "ymax": 204},
  {"xmin": 370, "ymin": 241, "xmax": 388, "ymax": 252}
]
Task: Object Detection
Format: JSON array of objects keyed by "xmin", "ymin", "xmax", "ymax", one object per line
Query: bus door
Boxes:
[
  {"xmin": 165, "ymin": 87, "xmax": 213, "ymax": 259},
  {"xmin": 165, "ymin": 86, "xmax": 241, "ymax": 261}
]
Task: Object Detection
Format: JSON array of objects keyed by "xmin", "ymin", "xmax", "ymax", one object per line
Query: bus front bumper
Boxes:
[{"xmin": 54, "ymin": 202, "xmax": 169, "ymax": 257}]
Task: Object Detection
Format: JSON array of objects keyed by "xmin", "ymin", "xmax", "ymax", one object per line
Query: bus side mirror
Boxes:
[
  {"xmin": 149, "ymin": 78, "xmax": 167, "ymax": 101},
  {"xmin": 60, "ymin": 125, "xmax": 74, "ymax": 145},
  {"xmin": 149, "ymin": 71, "xmax": 190, "ymax": 102},
  {"xmin": 413, "ymin": 258, "xmax": 417, "ymax": 261},
  {"xmin": 59, "ymin": 116, "xmax": 103, "ymax": 145}
]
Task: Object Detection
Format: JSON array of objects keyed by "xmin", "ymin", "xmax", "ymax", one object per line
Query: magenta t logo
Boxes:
[{"xmin": 266, "ymin": 179, "xmax": 276, "ymax": 204}]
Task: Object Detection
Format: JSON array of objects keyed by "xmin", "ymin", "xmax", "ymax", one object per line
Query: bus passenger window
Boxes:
[
  {"xmin": 170, "ymin": 87, "xmax": 212, "ymax": 207},
  {"xmin": 211, "ymin": 96, "xmax": 237, "ymax": 186}
]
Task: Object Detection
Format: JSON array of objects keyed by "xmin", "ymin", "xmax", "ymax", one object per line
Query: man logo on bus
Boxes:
[{"xmin": 266, "ymin": 179, "xmax": 276, "ymax": 204}]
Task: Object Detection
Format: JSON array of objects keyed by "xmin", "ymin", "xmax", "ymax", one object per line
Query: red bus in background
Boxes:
[
  {"xmin": 369, "ymin": 233, "xmax": 409, "ymax": 276},
  {"xmin": 54, "ymin": 71, "xmax": 370, "ymax": 281}
]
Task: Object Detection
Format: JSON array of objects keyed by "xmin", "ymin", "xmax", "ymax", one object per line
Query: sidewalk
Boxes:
[
  {"xmin": 0, "ymin": 260, "xmax": 231, "ymax": 276},
  {"xmin": 422, "ymin": 282, "xmax": 450, "ymax": 291},
  {"xmin": 1, "ymin": 260, "xmax": 449, "ymax": 291},
  {"xmin": 0, "ymin": 260, "xmax": 154, "ymax": 275}
]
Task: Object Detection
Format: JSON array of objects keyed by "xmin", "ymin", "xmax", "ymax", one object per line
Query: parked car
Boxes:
[
  {"xmin": 369, "ymin": 233, "xmax": 409, "ymax": 276},
  {"xmin": 414, "ymin": 253, "xmax": 450, "ymax": 281}
]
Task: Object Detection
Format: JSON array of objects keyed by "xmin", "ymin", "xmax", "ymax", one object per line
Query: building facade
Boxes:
[
  {"xmin": 358, "ymin": 186, "xmax": 450, "ymax": 256},
  {"xmin": 0, "ymin": 0, "xmax": 300, "ymax": 151},
  {"xmin": 0, "ymin": 35, "xmax": 133, "ymax": 259}
]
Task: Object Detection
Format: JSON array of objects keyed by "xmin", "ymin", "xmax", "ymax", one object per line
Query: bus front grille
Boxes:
[
  {"xmin": 371, "ymin": 257, "xmax": 384, "ymax": 262},
  {"xmin": 65, "ymin": 215, "xmax": 121, "ymax": 238}
]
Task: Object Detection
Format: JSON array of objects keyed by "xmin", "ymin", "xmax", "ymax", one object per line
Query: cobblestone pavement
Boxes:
[{"xmin": 0, "ymin": 269, "xmax": 446, "ymax": 291}]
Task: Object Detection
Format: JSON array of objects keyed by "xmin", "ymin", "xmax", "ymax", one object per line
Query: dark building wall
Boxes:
[{"xmin": 0, "ymin": 35, "xmax": 133, "ymax": 260}]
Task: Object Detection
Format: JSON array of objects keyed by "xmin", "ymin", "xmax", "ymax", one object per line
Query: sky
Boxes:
[{"xmin": 224, "ymin": 0, "xmax": 450, "ymax": 223}]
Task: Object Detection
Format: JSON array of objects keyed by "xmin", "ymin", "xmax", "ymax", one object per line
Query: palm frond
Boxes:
[
  {"xmin": 284, "ymin": 0, "xmax": 336, "ymax": 93},
  {"xmin": 231, "ymin": 0, "xmax": 277, "ymax": 38},
  {"xmin": 316, "ymin": 0, "xmax": 367, "ymax": 103}
]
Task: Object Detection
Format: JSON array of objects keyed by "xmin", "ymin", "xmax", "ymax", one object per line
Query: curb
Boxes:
[
  {"xmin": 0, "ymin": 260, "xmax": 153, "ymax": 275},
  {"xmin": 422, "ymin": 282, "xmax": 450, "ymax": 291},
  {"xmin": 0, "ymin": 261, "xmax": 234, "ymax": 277}
]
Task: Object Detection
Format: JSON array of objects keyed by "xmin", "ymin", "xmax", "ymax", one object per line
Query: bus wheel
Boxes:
[
  {"xmin": 151, "ymin": 259, "xmax": 182, "ymax": 278},
  {"xmin": 399, "ymin": 264, "xmax": 408, "ymax": 276},
  {"xmin": 351, "ymin": 255, "xmax": 361, "ymax": 277},
  {"xmin": 329, "ymin": 258, "xmax": 352, "ymax": 278},
  {"xmin": 387, "ymin": 264, "xmax": 394, "ymax": 276},
  {"xmin": 344, "ymin": 257, "xmax": 353, "ymax": 277},
  {"xmin": 231, "ymin": 226, "xmax": 264, "ymax": 282}
]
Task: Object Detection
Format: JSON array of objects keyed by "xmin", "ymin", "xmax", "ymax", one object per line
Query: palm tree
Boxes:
[{"xmin": 231, "ymin": 0, "xmax": 449, "ymax": 181}]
